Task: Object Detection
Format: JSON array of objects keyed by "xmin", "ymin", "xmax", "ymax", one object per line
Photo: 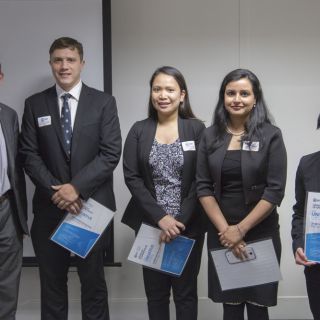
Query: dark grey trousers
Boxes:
[{"xmin": 0, "ymin": 197, "xmax": 23, "ymax": 320}]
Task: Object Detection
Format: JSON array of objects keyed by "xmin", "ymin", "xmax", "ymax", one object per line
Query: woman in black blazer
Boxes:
[
  {"xmin": 197, "ymin": 69, "xmax": 287, "ymax": 320},
  {"xmin": 292, "ymin": 146, "xmax": 320, "ymax": 320},
  {"xmin": 122, "ymin": 66, "xmax": 205, "ymax": 320}
]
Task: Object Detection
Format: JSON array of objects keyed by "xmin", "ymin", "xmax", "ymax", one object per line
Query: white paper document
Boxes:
[
  {"xmin": 304, "ymin": 191, "xmax": 320, "ymax": 262},
  {"xmin": 128, "ymin": 224, "xmax": 195, "ymax": 276},
  {"xmin": 51, "ymin": 198, "xmax": 115, "ymax": 258},
  {"xmin": 210, "ymin": 238, "xmax": 282, "ymax": 291}
]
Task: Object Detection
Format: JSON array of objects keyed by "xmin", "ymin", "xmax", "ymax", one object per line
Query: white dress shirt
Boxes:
[{"xmin": 56, "ymin": 80, "xmax": 82, "ymax": 130}]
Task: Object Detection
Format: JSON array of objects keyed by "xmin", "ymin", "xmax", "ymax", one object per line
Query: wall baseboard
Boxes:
[{"xmin": 17, "ymin": 296, "xmax": 313, "ymax": 320}]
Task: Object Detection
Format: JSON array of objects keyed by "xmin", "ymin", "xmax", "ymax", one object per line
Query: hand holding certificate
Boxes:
[
  {"xmin": 210, "ymin": 239, "xmax": 282, "ymax": 291},
  {"xmin": 128, "ymin": 224, "xmax": 195, "ymax": 276},
  {"xmin": 51, "ymin": 198, "xmax": 115, "ymax": 258}
]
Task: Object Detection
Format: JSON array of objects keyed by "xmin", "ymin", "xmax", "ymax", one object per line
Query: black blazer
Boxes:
[
  {"xmin": 121, "ymin": 117, "xmax": 206, "ymax": 237},
  {"xmin": 0, "ymin": 103, "xmax": 28, "ymax": 234},
  {"xmin": 20, "ymin": 84, "xmax": 121, "ymax": 219},
  {"xmin": 292, "ymin": 151, "xmax": 320, "ymax": 253},
  {"xmin": 197, "ymin": 123, "xmax": 287, "ymax": 210}
]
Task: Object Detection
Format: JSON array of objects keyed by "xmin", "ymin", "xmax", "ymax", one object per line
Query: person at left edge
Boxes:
[
  {"xmin": 0, "ymin": 65, "xmax": 28, "ymax": 320},
  {"xmin": 19, "ymin": 37, "xmax": 122, "ymax": 320},
  {"xmin": 122, "ymin": 66, "xmax": 206, "ymax": 320}
]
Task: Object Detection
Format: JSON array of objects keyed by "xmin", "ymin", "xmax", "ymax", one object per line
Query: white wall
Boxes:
[
  {"xmin": 112, "ymin": 0, "xmax": 320, "ymax": 319},
  {"xmin": 0, "ymin": 0, "xmax": 319, "ymax": 319}
]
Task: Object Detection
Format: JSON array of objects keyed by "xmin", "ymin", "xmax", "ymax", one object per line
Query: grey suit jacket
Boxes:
[
  {"xmin": 122, "ymin": 117, "xmax": 206, "ymax": 237},
  {"xmin": 0, "ymin": 103, "xmax": 28, "ymax": 234},
  {"xmin": 20, "ymin": 84, "xmax": 121, "ymax": 220}
]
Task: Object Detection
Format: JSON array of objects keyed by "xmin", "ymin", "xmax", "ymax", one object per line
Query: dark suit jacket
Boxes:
[
  {"xmin": 0, "ymin": 103, "xmax": 28, "ymax": 234},
  {"xmin": 20, "ymin": 84, "xmax": 121, "ymax": 219},
  {"xmin": 121, "ymin": 117, "xmax": 206, "ymax": 237},
  {"xmin": 292, "ymin": 151, "xmax": 320, "ymax": 253},
  {"xmin": 197, "ymin": 123, "xmax": 287, "ymax": 218}
]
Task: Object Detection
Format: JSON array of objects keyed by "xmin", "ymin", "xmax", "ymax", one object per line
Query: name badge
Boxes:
[
  {"xmin": 37, "ymin": 116, "xmax": 51, "ymax": 127},
  {"xmin": 182, "ymin": 141, "xmax": 196, "ymax": 151},
  {"xmin": 242, "ymin": 141, "xmax": 259, "ymax": 152}
]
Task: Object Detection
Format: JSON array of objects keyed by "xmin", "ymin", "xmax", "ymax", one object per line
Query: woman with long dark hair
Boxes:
[
  {"xmin": 197, "ymin": 69, "xmax": 287, "ymax": 320},
  {"xmin": 122, "ymin": 66, "xmax": 205, "ymax": 320}
]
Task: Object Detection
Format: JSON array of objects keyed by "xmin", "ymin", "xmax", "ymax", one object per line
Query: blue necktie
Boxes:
[{"xmin": 61, "ymin": 93, "xmax": 73, "ymax": 155}]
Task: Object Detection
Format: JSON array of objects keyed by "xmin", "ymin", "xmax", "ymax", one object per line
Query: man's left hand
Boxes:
[{"xmin": 51, "ymin": 183, "xmax": 80, "ymax": 210}]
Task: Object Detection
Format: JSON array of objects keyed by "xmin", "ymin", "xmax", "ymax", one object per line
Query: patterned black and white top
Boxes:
[{"xmin": 149, "ymin": 138, "xmax": 184, "ymax": 217}]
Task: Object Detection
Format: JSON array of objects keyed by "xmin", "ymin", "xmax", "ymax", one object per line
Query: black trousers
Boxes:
[
  {"xmin": 142, "ymin": 234, "xmax": 204, "ymax": 320},
  {"xmin": 0, "ymin": 196, "xmax": 22, "ymax": 320},
  {"xmin": 223, "ymin": 302, "xmax": 269, "ymax": 320},
  {"xmin": 305, "ymin": 265, "xmax": 320, "ymax": 320},
  {"xmin": 31, "ymin": 214, "xmax": 109, "ymax": 320}
]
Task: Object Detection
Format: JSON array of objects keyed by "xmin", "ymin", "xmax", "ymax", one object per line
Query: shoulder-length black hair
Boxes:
[
  {"xmin": 212, "ymin": 68, "xmax": 273, "ymax": 146},
  {"xmin": 148, "ymin": 66, "xmax": 196, "ymax": 120}
]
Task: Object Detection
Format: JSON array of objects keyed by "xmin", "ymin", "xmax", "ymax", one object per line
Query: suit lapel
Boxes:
[
  {"xmin": 0, "ymin": 106, "xmax": 14, "ymax": 180},
  {"xmin": 212, "ymin": 133, "xmax": 231, "ymax": 201},
  {"xmin": 140, "ymin": 118, "xmax": 157, "ymax": 194},
  {"xmin": 179, "ymin": 118, "xmax": 190, "ymax": 197},
  {"xmin": 71, "ymin": 84, "xmax": 91, "ymax": 156},
  {"xmin": 46, "ymin": 86, "xmax": 69, "ymax": 156}
]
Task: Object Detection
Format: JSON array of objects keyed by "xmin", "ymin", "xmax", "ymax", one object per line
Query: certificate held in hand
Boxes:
[
  {"xmin": 128, "ymin": 223, "xmax": 195, "ymax": 276},
  {"xmin": 305, "ymin": 191, "xmax": 320, "ymax": 262},
  {"xmin": 51, "ymin": 198, "xmax": 115, "ymax": 258},
  {"xmin": 210, "ymin": 239, "xmax": 282, "ymax": 291}
]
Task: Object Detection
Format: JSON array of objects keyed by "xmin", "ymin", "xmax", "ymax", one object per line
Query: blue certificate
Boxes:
[
  {"xmin": 305, "ymin": 191, "xmax": 320, "ymax": 262},
  {"xmin": 51, "ymin": 198, "xmax": 115, "ymax": 258},
  {"xmin": 128, "ymin": 224, "xmax": 195, "ymax": 276}
]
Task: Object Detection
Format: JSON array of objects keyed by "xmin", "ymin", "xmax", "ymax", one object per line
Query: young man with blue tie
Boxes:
[{"xmin": 20, "ymin": 37, "xmax": 122, "ymax": 320}]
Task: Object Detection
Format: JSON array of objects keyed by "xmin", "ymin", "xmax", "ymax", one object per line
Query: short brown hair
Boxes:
[{"xmin": 49, "ymin": 37, "xmax": 84, "ymax": 61}]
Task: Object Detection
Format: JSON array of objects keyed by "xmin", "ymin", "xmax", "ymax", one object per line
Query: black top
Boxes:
[
  {"xmin": 220, "ymin": 150, "xmax": 246, "ymax": 225},
  {"xmin": 221, "ymin": 150, "xmax": 243, "ymax": 194}
]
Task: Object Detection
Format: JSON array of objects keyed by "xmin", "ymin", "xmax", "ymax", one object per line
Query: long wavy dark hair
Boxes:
[
  {"xmin": 148, "ymin": 66, "xmax": 197, "ymax": 120},
  {"xmin": 211, "ymin": 68, "xmax": 273, "ymax": 149}
]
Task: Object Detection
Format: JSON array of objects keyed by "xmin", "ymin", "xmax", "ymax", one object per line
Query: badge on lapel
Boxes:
[
  {"xmin": 182, "ymin": 141, "xmax": 196, "ymax": 151},
  {"xmin": 242, "ymin": 141, "xmax": 259, "ymax": 152},
  {"xmin": 37, "ymin": 116, "xmax": 52, "ymax": 127}
]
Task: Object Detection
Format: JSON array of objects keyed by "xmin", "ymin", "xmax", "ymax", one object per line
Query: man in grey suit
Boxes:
[
  {"xmin": 20, "ymin": 37, "xmax": 121, "ymax": 320},
  {"xmin": 0, "ymin": 64, "xmax": 28, "ymax": 319}
]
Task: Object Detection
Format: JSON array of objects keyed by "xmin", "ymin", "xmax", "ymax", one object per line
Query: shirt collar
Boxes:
[{"xmin": 56, "ymin": 80, "xmax": 83, "ymax": 101}]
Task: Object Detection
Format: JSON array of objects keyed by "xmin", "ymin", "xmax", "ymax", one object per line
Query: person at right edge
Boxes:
[
  {"xmin": 291, "ymin": 117, "xmax": 320, "ymax": 320},
  {"xmin": 196, "ymin": 69, "xmax": 287, "ymax": 320}
]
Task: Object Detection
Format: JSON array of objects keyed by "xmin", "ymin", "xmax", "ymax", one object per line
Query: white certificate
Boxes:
[
  {"xmin": 51, "ymin": 198, "xmax": 115, "ymax": 258},
  {"xmin": 210, "ymin": 238, "xmax": 282, "ymax": 291},
  {"xmin": 304, "ymin": 191, "xmax": 320, "ymax": 262},
  {"xmin": 128, "ymin": 223, "xmax": 195, "ymax": 276}
]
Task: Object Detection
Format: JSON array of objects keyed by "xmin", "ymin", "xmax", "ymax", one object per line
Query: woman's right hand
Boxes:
[
  {"xmin": 158, "ymin": 215, "xmax": 185, "ymax": 240},
  {"xmin": 295, "ymin": 248, "xmax": 317, "ymax": 266},
  {"xmin": 231, "ymin": 241, "xmax": 247, "ymax": 260}
]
